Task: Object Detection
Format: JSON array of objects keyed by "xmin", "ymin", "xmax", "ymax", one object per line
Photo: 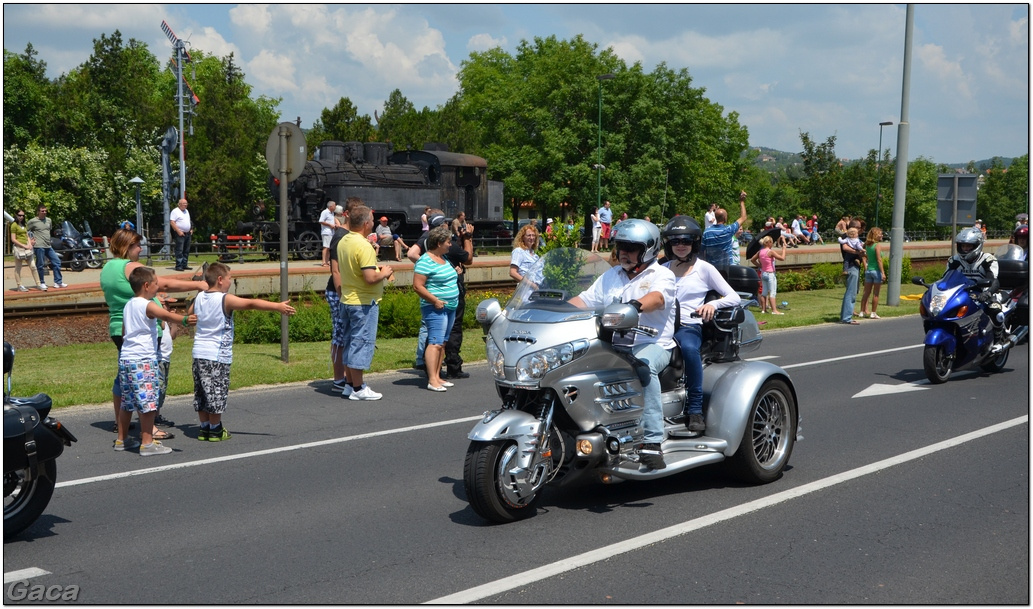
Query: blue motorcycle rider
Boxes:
[{"xmin": 946, "ymin": 227, "xmax": 1002, "ymax": 328}]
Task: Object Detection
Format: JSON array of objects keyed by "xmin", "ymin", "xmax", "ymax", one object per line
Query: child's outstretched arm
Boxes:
[
  {"xmin": 146, "ymin": 301, "xmax": 197, "ymax": 327},
  {"xmin": 224, "ymin": 294, "xmax": 297, "ymax": 316}
]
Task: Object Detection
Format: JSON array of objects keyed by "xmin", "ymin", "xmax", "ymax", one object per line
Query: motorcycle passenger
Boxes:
[
  {"xmin": 662, "ymin": 216, "xmax": 739, "ymax": 434},
  {"xmin": 1009, "ymin": 225, "xmax": 1028, "ymax": 260},
  {"xmin": 568, "ymin": 219, "xmax": 676, "ymax": 470},
  {"xmin": 946, "ymin": 227, "xmax": 1001, "ymax": 325}
]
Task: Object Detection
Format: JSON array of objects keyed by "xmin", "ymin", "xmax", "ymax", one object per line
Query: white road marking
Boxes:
[
  {"xmin": 4, "ymin": 568, "xmax": 51, "ymax": 583},
  {"xmin": 425, "ymin": 415, "xmax": 1029, "ymax": 605},
  {"xmin": 781, "ymin": 343, "xmax": 923, "ymax": 369},
  {"xmin": 745, "ymin": 355, "xmax": 780, "ymax": 361},
  {"xmin": 852, "ymin": 380, "xmax": 930, "ymax": 398},
  {"xmin": 56, "ymin": 415, "xmax": 482, "ymax": 488}
]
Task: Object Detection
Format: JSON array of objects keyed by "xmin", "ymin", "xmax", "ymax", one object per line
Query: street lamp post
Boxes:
[
  {"xmin": 875, "ymin": 121, "xmax": 893, "ymax": 228},
  {"xmin": 595, "ymin": 73, "xmax": 614, "ymax": 246}
]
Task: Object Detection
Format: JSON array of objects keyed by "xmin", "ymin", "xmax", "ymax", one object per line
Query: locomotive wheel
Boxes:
[{"xmin": 295, "ymin": 231, "xmax": 320, "ymax": 260}]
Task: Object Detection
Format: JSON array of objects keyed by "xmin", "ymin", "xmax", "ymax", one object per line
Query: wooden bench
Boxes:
[{"xmin": 211, "ymin": 233, "xmax": 261, "ymax": 263}]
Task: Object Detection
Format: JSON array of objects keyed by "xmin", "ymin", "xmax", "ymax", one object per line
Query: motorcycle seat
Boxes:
[{"xmin": 4, "ymin": 394, "xmax": 53, "ymax": 419}]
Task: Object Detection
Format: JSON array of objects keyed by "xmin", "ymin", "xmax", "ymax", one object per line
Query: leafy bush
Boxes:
[{"xmin": 808, "ymin": 263, "xmax": 841, "ymax": 289}]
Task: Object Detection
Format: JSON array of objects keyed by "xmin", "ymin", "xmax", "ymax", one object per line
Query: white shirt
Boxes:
[
  {"xmin": 170, "ymin": 207, "xmax": 191, "ymax": 232},
  {"xmin": 664, "ymin": 259, "xmax": 740, "ymax": 325},
  {"xmin": 510, "ymin": 247, "xmax": 540, "ymax": 280},
  {"xmin": 192, "ymin": 291, "xmax": 235, "ymax": 364},
  {"xmin": 704, "ymin": 209, "xmax": 717, "ymax": 229},
  {"xmin": 319, "ymin": 209, "xmax": 335, "ymax": 237},
  {"xmin": 120, "ymin": 297, "xmax": 159, "ymax": 361},
  {"xmin": 575, "ymin": 261, "xmax": 676, "ymax": 349}
]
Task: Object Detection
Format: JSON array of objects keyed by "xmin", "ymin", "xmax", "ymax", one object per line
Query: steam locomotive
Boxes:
[{"xmin": 242, "ymin": 140, "xmax": 503, "ymax": 260}]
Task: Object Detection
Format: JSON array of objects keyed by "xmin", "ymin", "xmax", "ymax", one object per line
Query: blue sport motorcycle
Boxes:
[{"xmin": 911, "ymin": 269, "xmax": 1020, "ymax": 384}]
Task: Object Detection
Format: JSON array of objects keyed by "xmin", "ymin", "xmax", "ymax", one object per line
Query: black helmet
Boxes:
[
  {"xmin": 662, "ymin": 215, "xmax": 702, "ymax": 263},
  {"xmin": 612, "ymin": 219, "xmax": 662, "ymax": 271}
]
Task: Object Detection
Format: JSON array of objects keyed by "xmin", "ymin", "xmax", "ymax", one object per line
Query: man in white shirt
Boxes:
[
  {"xmin": 791, "ymin": 214, "xmax": 811, "ymax": 245},
  {"xmin": 568, "ymin": 219, "xmax": 676, "ymax": 470},
  {"xmin": 319, "ymin": 200, "xmax": 337, "ymax": 267},
  {"xmin": 169, "ymin": 198, "xmax": 193, "ymax": 271},
  {"xmin": 704, "ymin": 203, "xmax": 717, "ymax": 229}
]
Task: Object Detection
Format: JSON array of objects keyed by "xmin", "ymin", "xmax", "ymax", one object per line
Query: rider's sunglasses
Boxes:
[{"xmin": 668, "ymin": 238, "xmax": 693, "ymax": 246}]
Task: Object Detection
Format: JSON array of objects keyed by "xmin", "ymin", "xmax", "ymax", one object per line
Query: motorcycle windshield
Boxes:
[
  {"xmin": 61, "ymin": 220, "xmax": 81, "ymax": 241},
  {"xmin": 995, "ymin": 243, "xmax": 1026, "ymax": 261},
  {"xmin": 505, "ymin": 248, "xmax": 615, "ymax": 314}
]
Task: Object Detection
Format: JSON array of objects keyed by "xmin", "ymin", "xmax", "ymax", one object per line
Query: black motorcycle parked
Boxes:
[
  {"xmin": 4, "ymin": 342, "xmax": 76, "ymax": 540},
  {"xmin": 50, "ymin": 220, "xmax": 102, "ymax": 272}
]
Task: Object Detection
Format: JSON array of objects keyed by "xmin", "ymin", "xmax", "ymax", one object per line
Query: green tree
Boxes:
[
  {"xmin": 3, "ymin": 44, "xmax": 54, "ymax": 148},
  {"xmin": 307, "ymin": 97, "xmax": 374, "ymax": 152},
  {"xmin": 979, "ymin": 155, "xmax": 1029, "ymax": 233}
]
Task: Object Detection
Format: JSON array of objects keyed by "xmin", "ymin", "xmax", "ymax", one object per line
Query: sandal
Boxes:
[{"xmin": 152, "ymin": 429, "xmax": 176, "ymax": 441}]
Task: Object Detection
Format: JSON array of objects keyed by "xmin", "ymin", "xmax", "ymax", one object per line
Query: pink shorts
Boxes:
[{"xmin": 601, "ymin": 223, "xmax": 611, "ymax": 239}]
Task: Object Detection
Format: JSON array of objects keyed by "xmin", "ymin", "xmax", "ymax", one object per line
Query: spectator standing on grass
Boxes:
[
  {"xmin": 25, "ymin": 204, "xmax": 67, "ymax": 289},
  {"xmin": 336, "ymin": 204, "xmax": 394, "ymax": 400},
  {"xmin": 750, "ymin": 235, "xmax": 787, "ymax": 315},
  {"xmin": 590, "ymin": 206, "xmax": 602, "ymax": 252},
  {"xmin": 101, "ymin": 229, "xmax": 207, "ymax": 440},
  {"xmin": 701, "ymin": 190, "xmax": 748, "ymax": 271},
  {"xmin": 839, "ymin": 228, "xmax": 865, "ymax": 325},
  {"xmin": 327, "ymin": 203, "xmax": 352, "ymax": 394},
  {"xmin": 170, "ymin": 198, "xmax": 194, "ymax": 271},
  {"xmin": 444, "ymin": 216, "xmax": 474, "ymax": 380},
  {"xmin": 189, "ymin": 262, "xmax": 296, "ymax": 441},
  {"xmin": 114, "ymin": 266, "xmax": 197, "ymax": 455},
  {"xmin": 9, "ymin": 209, "xmax": 42, "ymax": 291},
  {"xmin": 858, "ymin": 227, "xmax": 887, "ymax": 319},
  {"xmin": 407, "ymin": 209, "xmax": 447, "ymax": 374},
  {"xmin": 598, "ymin": 200, "xmax": 613, "ymax": 250},
  {"xmin": 413, "ymin": 225, "xmax": 460, "ymax": 392}
]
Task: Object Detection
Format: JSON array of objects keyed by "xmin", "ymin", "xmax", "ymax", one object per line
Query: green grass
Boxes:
[{"xmin": 10, "ymin": 283, "xmax": 928, "ymax": 409}]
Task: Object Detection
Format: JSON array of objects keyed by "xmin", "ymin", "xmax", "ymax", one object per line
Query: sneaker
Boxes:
[
  {"xmin": 17, "ymin": 285, "xmax": 28, "ymax": 292},
  {"xmin": 869, "ymin": 312, "xmax": 880, "ymax": 319},
  {"xmin": 349, "ymin": 385, "xmax": 383, "ymax": 400},
  {"xmin": 332, "ymin": 379, "xmax": 349, "ymax": 392},
  {"xmin": 56, "ymin": 282, "xmax": 69, "ymax": 288},
  {"xmin": 113, "ymin": 437, "xmax": 141, "ymax": 451},
  {"xmin": 444, "ymin": 370, "xmax": 470, "ymax": 379},
  {"xmin": 197, "ymin": 427, "xmax": 210, "ymax": 441},
  {"xmin": 155, "ymin": 413, "xmax": 175, "ymax": 427},
  {"xmin": 686, "ymin": 414, "xmax": 706, "ymax": 432},
  {"xmin": 207, "ymin": 426, "xmax": 232, "ymax": 442},
  {"xmin": 38, "ymin": 283, "xmax": 48, "ymax": 291},
  {"xmin": 341, "ymin": 384, "xmax": 354, "ymax": 398},
  {"xmin": 638, "ymin": 443, "xmax": 666, "ymax": 470},
  {"xmin": 139, "ymin": 441, "xmax": 173, "ymax": 456}
]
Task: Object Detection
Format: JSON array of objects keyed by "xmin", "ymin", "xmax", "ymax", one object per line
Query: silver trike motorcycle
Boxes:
[{"xmin": 464, "ymin": 248, "xmax": 799, "ymax": 523}]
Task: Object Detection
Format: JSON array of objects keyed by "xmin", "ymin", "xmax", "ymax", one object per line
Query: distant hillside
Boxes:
[{"xmin": 749, "ymin": 146, "xmax": 1016, "ymax": 173}]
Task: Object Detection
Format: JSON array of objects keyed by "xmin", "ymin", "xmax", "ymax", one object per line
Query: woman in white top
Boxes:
[
  {"xmin": 509, "ymin": 224, "xmax": 541, "ymax": 282},
  {"xmin": 590, "ymin": 206, "xmax": 602, "ymax": 252},
  {"xmin": 662, "ymin": 216, "xmax": 739, "ymax": 433}
]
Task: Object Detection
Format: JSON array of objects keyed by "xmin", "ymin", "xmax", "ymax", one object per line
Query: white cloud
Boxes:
[
  {"xmin": 467, "ymin": 33, "xmax": 506, "ymax": 52},
  {"xmin": 245, "ymin": 50, "xmax": 298, "ymax": 93},
  {"xmin": 916, "ymin": 42, "xmax": 974, "ymax": 105},
  {"xmin": 228, "ymin": 4, "xmax": 272, "ymax": 34},
  {"xmin": 187, "ymin": 26, "xmax": 239, "ymax": 61}
]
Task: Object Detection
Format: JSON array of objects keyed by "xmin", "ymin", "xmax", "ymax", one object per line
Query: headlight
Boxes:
[
  {"xmin": 486, "ymin": 338, "xmax": 505, "ymax": 378},
  {"xmin": 515, "ymin": 340, "xmax": 589, "ymax": 382}
]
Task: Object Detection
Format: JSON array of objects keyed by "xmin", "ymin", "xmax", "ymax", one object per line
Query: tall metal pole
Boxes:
[
  {"xmin": 176, "ymin": 41, "xmax": 187, "ymax": 200},
  {"xmin": 875, "ymin": 121, "xmax": 893, "ymax": 228},
  {"xmin": 278, "ymin": 125, "xmax": 290, "ymax": 363},
  {"xmin": 594, "ymin": 73, "xmax": 614, "ymax": 248},
  {"xmin": 886, "ymin": 4, "xmax": 914, "ymax": 306}
]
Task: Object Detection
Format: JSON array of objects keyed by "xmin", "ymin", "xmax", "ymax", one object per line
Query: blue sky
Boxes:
[{"xmin": 3, "ymin": 3, "xmax": 1028, "ymax": 164}]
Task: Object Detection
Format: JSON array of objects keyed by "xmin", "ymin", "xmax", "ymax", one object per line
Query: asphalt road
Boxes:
[{"xmin": 4, "ymin": 316, "xmax": 1029, "ymax": 604}]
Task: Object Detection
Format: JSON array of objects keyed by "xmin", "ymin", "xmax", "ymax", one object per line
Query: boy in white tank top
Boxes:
[
  {"xmin": 117, "ymin": 267, "xmax": 197, "ymax": 455},
  {"xmin": 188, "ymin": 262, "xmax": 296, "ymax": 441}
]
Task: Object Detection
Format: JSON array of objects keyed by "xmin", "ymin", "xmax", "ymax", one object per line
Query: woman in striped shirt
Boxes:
[{"xmin": 413, "ymin": 224, "xmax": 460, "ymax": 392}]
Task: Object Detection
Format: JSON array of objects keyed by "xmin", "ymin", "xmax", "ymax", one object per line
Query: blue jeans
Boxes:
[
  {"xmin": 174, "ymin": 233, "xmax": 191, "ymax": 269},
  {"xmin": 674, "ymin": 324, "xmax": 704, "ymax": 416},
  {"xmin": 415, "ymin": 319, "xmax": 428, "ymax": 367},
  {"xmin": 632, "ymin": 342, "xmax": 673, "ymax": 444},
  {"xmin": 841, "ymin": 265, "xmax": 860, "ymax": 322},
  {"xmin": 34, "ymin": 247, "xmax": 63, "ymax": 285}
]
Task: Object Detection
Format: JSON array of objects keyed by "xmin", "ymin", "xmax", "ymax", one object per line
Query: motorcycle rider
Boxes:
[
  {"xmin": 568, "ymin": 219, "xmax": 676, "ymax": 470},
  {"xmin": 662, "ymin": 216, "xmax": 740, "ymax": 433},
  {"xmin": 946, "ymin": 227, "xmax": 1002, "ymax": 326}
]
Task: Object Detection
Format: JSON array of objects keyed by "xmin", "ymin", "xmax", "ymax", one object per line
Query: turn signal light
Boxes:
[{"xmin": 576, "ymin": 439, "xmax": 594, "ymax": 455}]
